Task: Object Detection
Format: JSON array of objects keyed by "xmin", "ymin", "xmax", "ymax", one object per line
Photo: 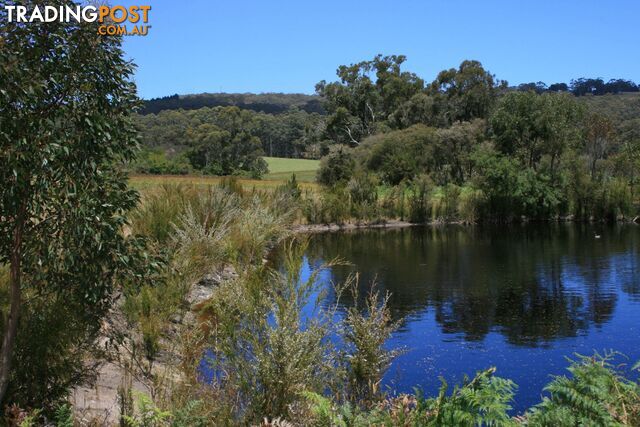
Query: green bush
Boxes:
[
  {"xmin": 273, "ymin": 174, "xmax": 303, "ymax": 218},
  {"xmin": 347, "ymin": 173, "xmax": 380, "ymax": 221},
  {"xmin": 129, "ymin": 184, "xmax": 196, "ymax": 244},
  {"xmin": 317, "ymin": 147, "xmax": 356, "ymax": 186},
  {"xmin": 326, "ymin": 188, "xmax": 352, "ymax": 224},
  {"xmin": 200, "ymin": 240, "xmax": 337, "ymax": 422},
  {"xmin": 340, "ymin": 279, "xmax": 401, "ymax": 403}
]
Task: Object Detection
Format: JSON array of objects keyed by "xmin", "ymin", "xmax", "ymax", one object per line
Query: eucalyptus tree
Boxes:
[
  {"xmin": 490, "ymin": 91, "xmax": 583, "ymax": 172},
  {"xmin": 185, "ymin": 108, "xmax": 268, "ymax": 177},
  {"xmin": 0, "ymin": 1, "xmax": 145, "ymax": 407},
  {"xmin": 428, "ymin": 60, "xmax": 504, "ymax": 124},
  {"xmin": 316, "ymin": 54, "xmax": 424, "ymax": 145}
]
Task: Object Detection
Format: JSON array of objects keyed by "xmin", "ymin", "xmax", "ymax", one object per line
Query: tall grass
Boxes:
[
  {"xmin": 458, "ymin": 186, "xmax": 485, "ymax": 223},
  {"xmin": 120, "ymin": 182, "xmax": 295, "ymax": 406},
  {"xmin": 129, "ymin": 184, "xmax": 197, "ymax": 244},
  {"xmin": 408, "ymin": 174, "xmax": 432, "ymax": 223}
]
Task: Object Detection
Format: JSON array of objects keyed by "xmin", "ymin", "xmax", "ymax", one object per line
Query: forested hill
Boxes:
[
  {"xmin": 142, "ymin": 77, "xmax": 639, "ymax": 115},
  {"xmin": 141, "ymin": 92, "xmax": 324, "ymax": 115},
  {"xmin": 134, "ymin": 55, "xmax": 640, "ymax": 188},
  {"xmin": 578, "ymin": 92, "xmax": 640, "ymax": 134}
]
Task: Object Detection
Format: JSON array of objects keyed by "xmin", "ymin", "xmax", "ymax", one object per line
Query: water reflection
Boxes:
[
  {"xmin": 300, "ymin": 224, "xmax": 640, "ymax": 411},
  {"xmin": 306, "ymin": 224, "xmax": 639, "ymax": 346}
]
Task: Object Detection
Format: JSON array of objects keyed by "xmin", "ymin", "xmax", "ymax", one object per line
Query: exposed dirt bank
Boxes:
[{"xmin": 72, "ymin": 266, "xmax": 238, "ymax": 425}]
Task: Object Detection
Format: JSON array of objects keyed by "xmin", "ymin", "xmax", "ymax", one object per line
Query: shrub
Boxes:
[
  {"xmin": 129, "ymin": 184, "xmax": 196, "ymax": 244},
  {"xmin": 172, "ymin": 188, "xmax": 240, "ymax": 276},
  {"xmin": 347, "ymin": 172, "xmax": 378, "ymax": 207},
  {"xmin": 131, "ymin": 149, "xmax": 192, "ymax": 175},
  {"xmin": 347, "ymin": 173, "xmax": 380, "ymax": 221},
  {"xmin": 340, "ymin": 278, "xmax": 402, "ymax": 404},
  {"xmin": 302, "ymin": 191, "xmax": 325, "ymax": 225},
  {"xmin": 364, "ymin": 125, "xmax": 438, "ymax": 185},
  {"xmin": 325, "ymin": 187, "xmax": 352, "ymax": 224},
  {"xmin": 200, "ymin": 240, "xmax": 338, "ymax": 422},
  {"xmin": 273, "ymin": 174, "xmax": 303, "ymax": 218},
  {"xmin": 317, "ymin": 147, "xmax": 356, "ymax": 186},
  {"xmin": 514, "ymin": 170, "xmax": 563, "ymax": 219},
  {"xmin": 227, "ymin": 193, "xmax": 292, "ymax": 265}
]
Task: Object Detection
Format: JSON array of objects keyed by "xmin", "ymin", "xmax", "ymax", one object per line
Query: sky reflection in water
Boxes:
[{"xmin": 298, "ymin": 224, "xmax": 640, "ymax": 413}]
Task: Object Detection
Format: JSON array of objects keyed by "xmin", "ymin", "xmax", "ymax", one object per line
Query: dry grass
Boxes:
[{"xmin": 129, "ymin": 174, "xmax": 320, "ymax": 193}]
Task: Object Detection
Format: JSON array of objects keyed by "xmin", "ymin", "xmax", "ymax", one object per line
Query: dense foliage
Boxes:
[
  {"xmin": 314, "ymin": 57, "xmax": 640, "ymax": 222},
  {"xmin": 134, "ymin": 59, "xmax": 640, "ymax": 207},
  {"xmin": 0, "ymin": 0, "xmax": 147, "ymax": 411},
  {"xmin": 133, "ymin": 106, "xmax": 326, "ymax": 176},
  {"xmin": 140, "ymin": 92, "xmax": 324, "ymax": 115}
]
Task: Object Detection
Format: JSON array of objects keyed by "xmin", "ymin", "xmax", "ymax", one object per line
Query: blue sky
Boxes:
[{"xmin": 122, "ymin": 0, "xmax": 640, "ymax": 99}]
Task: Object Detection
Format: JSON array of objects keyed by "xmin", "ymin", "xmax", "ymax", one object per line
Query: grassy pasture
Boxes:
[
  {"xmin": 263, "ymin": 156, "xmax": 319, "ymax": 182},
  {"xmin": 129, "ymin": 156, "xmax": 320, "ymax": 192}
]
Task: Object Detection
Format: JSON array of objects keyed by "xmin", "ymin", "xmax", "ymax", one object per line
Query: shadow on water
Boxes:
[{"xmin": 296, "ymin": 223, "xmax": 640, "ymax": 413}]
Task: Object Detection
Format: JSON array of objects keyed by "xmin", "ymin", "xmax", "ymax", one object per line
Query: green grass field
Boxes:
[
  {"xmin": 263, "ymin": 156, "xmax": 319, "ymax": 182},
  {"xmin": 130, "ymin": 156, "xmax": 320, "ymax": 192}
]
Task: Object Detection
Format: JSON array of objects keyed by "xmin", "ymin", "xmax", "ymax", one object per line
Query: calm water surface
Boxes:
[{"xmin": 298, "ymin": 224, "xmax": 640, "ymax": 413}]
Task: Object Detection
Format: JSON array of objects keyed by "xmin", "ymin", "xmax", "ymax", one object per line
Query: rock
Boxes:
[{"xmin": 186, "ymin": 265, "xmax": 238, "ymax": 307}]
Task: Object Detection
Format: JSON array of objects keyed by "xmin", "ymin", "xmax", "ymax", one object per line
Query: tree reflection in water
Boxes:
[{"xmin": 303, "ymin": 224, "xmax": 639, "ymax": 346}]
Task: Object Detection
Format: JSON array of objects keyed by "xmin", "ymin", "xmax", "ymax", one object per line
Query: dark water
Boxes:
[{"xmin": 299, "ymin": 224, "xmax": 640, "ymax": 413}]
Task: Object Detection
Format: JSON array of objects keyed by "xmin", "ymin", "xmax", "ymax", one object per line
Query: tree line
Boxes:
[
  {"xmin": 140, "ymin": 92, "xmax": 324, "ymax": 115},
  {"xmin": 134, "ymin": 57, "xmax": 640, "ymax": 192},
  {"xmin": 140, "ymin": 77, "xmax": 639, "ymax": 116},
  {"xmin": 314, "ymin": 56, "xmax": 640, "ymax": 222},
  {"xmin": 517, "ymin": 78, "xmax": 639, "ymax": 96},
  {"xmin": 134, "ymin": 106, "xmax": 326, "ymax": 176}
]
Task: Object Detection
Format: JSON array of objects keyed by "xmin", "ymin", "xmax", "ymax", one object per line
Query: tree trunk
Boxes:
[{"xmin": 0, "ymin": 205, "xmax": 25, "ymax": 403}]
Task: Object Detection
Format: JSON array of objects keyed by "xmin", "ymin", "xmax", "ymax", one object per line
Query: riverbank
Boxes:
[
  {"xmin": 292, "ymin": 215, "xmax": 640, "ymax": 234},
  {"xmin": 293, "ymin": 219, "xmax": 416, "ymax": 233}
]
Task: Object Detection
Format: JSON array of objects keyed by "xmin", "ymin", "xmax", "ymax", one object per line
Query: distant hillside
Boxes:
[
  {"xmin": 141, "ymin": 92, "xmax": 325, "ymax": 115},
  {"xmin": 577, "ymin": 92, "xmax": 640, "ymax": 122},
  {"xmin": 577, "ymin": 92, "xmax": 640, "ymax": 140}
]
